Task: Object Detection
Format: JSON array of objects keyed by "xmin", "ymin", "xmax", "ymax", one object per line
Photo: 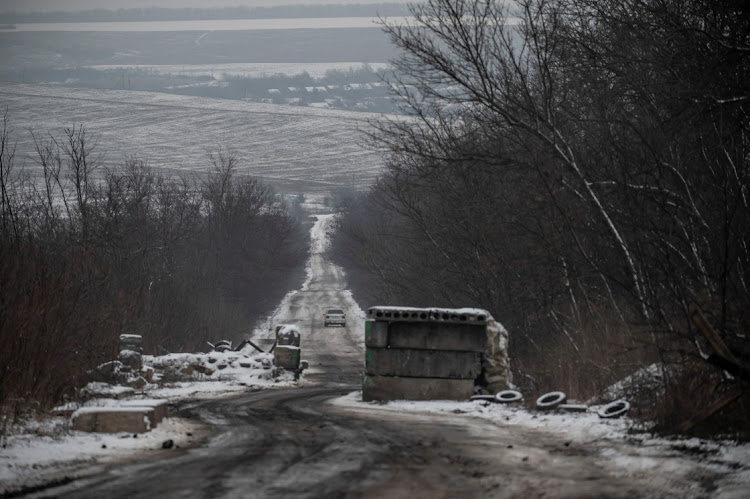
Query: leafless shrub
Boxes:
[
  {"xmin": 332, "ymin": 0, "xmax": 749, "ymax": 436},
  {"xmin": 0, "ymin": 123, "xmax": 308, "ymax": 434}
]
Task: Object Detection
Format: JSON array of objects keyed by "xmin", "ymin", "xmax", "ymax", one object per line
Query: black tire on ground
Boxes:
[
  {"xmin": 536, "ymin": 391, "xmax": 567, "ymax": 410},
  {"xmin": 495, "ymin": 390, "xmax": 523, "ymax": 403},
  {"xmin": 597, "ymin": 400, "xmax": 630, "ymax": 419}
]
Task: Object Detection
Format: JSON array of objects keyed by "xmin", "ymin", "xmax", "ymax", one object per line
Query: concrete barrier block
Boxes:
[
  {"xmin": 119, "ymin": 334, "xmax": 143, "ymax": 353},
  {"xmin": 366, "ymin": 348, "xmax": 482, "ymax": 379},
  {"xmin": 367, "ymin": 306, "xmax": 490, "ymax": 325},
  {"xmin": 362, "ymin": 375, "xmax": 474, "ymax": 401},
  {"xmin": 275, "ymin": 325, "xmax": 301, "ymax": 347},
  {"xmin": 274, "ymin": 345, "xmax": 300, "ymax": 369},
  {"xmin": 119, "ymin": 399, "xmax": 169, "ymax": 425},
  {"xmin": 72, "ymin": 407, "xmax": 154, "ymax": 433},
  {"xmin": 364, "ymin": 320, "xmax": 388, "ymax": 348},
  {"xmin": 386, "ymin": 322, "xmax": 487, "ymax": 352}
]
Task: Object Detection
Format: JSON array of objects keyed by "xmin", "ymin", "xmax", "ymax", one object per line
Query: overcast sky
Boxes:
[{"xmin": 0, "ymin": 0, "xmax": 412, "ymax": 13}]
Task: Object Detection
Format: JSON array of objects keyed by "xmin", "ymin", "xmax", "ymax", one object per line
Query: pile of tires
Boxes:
[{"xmin": 469, "ymin": 389, "xmax": 630, "ymax": 419}]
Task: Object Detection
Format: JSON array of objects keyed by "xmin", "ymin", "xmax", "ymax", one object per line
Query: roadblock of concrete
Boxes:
[
  {"xmin": 72, "ymin": 407, "xmax": 155, "ymax": 433},
  {"xmin": 372, "ymin": 321, "xmax": 487, "ymax": 352},
  {"xmin": 275, "ymin": 325, "xmax": 301, "ymax": 347},
  {"xmin": 362, "ymin": 306, "xmax": 511, "ymax": 401},
  {"xmin": 362, "ymin": 375, "xmax": 474, "ymax": 401},
  {"xmin": 274, "ymin": 345, "xmax": 300, "ymax": 369},
  {"xmin": 365, "ymin": 320, "xmax": 389, "ymax": 348},
  {"xmin": 119, "ymin": 399, "xmax": 169, "ymax": 425},
  {"xmin": 365, "ymin": 348, "xmax": 482, "ymax": 379}
]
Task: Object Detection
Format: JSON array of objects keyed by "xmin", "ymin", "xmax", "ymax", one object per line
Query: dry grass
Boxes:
[
  {"xmin": 0, "ymin": 247, "xmax": 116, "ymax": 435},
  {"xmin": 511, "ymin": 310, "xmax": 659, "ymax": 403}
]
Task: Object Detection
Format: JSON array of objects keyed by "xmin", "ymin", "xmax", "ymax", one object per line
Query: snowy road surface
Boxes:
[{"xmin": 14, "ymin": 215, "xmax": 750, "ymax": 498}]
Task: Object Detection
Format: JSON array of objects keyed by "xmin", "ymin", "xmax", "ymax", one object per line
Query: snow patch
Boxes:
[{"xmin": 331, "ymin": 392, "xmax": 750, "ymax": 497}]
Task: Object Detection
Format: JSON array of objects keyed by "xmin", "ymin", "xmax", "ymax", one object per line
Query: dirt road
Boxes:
[{"xmin": 28, "ymin": 215, "xmax": 737, "ymax": 498}]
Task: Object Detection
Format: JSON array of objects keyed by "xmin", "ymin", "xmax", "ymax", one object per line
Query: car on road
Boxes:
[{"xmin": 324, "ymin": 308, "xmax": 346, "ymax": 327}]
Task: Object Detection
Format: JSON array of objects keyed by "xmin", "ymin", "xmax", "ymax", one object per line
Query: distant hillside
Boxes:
[
  {"xmin": 0, "ymin": 3, "xmax": 411, "ymax": 23},
  {"xmin": 0, "ymin": 82, "xmax": 385, "ymax": 194}
]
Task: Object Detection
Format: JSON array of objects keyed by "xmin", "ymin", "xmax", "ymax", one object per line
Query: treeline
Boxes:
[
  {"xmin": 0, "ymin": 116, "xmax": 308, "ymax": 433},
  {"xmin": 10, "ymin": 65, "xmax": 399, "ymax": 114},
  {"xmin": 330, "ymin": 0, "xmax": 749, "ymax": 435},
  {"xmin": 0, "ymin": 4, "xmax": 411, "ymax": 23}
]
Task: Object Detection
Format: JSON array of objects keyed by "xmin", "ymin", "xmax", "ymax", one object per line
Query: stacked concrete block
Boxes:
[
  {"xmin": 274, "ymin": 324, "xmax": 301, "ymax": 370},
  {"xmin": 119, "ymin": 334, "xmax": 143, "ymax": 371},
  {"xmin": 120, "ymin": 399, "xmax": 170, "ymax": 426},
  {"xmin": 363, "ymin": 306, "xmax": 507, "ymax": 401}
]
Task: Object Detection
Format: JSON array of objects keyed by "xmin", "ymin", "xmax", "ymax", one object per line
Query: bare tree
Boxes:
[
  {"xmin": 331, "ymin": 0, "xmax": 749, "ymax": 418},
  {"xmin": 0, "ymin": 110, "xmax": 19, "ymax": 241}
]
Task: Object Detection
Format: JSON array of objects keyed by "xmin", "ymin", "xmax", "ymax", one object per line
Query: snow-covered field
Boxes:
[
  {"xmin": 0, "ymin": 82, "xmax": 385, "ymax": 194},
  {"xmin": 11, "ymin": 17, "xmax": 408, "ymax": 32},
  {"xmin": 85, "ymin": 62, "xmax": 389, "ymax": 79}
]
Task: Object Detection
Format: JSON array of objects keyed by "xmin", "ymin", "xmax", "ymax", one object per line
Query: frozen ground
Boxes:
[
  {"xmin": 0, "ymin": 348, "xmax": 301, "ymax": 495},
  {"xmin": 333, "ymin": 393, "xmax": 750, "ymax": 498}
]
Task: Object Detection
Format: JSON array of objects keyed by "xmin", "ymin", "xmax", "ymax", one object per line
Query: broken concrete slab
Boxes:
[
  {"xmin": 81, "ymin": 382, "xmax": 135, "ymax": 400},
  {"xmin": 119, "ymin": 399, "xmax": 169, "ymax": 425},
  {"xmin": 362, "ymin": 375, "xmax": 474, "ymax": 402},
  {"xmin": 71, "ymin": 407, "xmax": 154, "ymax": 433},
  {"xmin": 193, "ymin": 365, "xmax": 215, "ymax": 375}
]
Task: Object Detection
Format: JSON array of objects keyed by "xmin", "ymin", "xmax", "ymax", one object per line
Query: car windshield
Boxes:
[{"xmin": 327, "ymin": 309, "xmax": 344, "ymax": 314}]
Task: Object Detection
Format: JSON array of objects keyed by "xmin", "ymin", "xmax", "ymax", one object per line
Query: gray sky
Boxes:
[{"xmin": 0, "ymin": 0, "xmax": 411, "ymax": 13}]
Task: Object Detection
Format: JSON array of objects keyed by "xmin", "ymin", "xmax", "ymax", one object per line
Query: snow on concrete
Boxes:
[
  {"xmin": 143, "ymin": 349, "xmax": 298, "ymax": 398},
  {"xmin": 81, "ymin": 382, "xmax": 135, "ymax": 399}
]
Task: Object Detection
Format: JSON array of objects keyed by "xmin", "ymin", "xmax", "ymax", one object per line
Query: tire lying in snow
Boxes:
[
  {"xmin": 597, "ymin": 400, "xmax": 630, "ymax": 419},
  {"xmin": 495, "ymin": 390, "xmax": 523, "ymax": 403},
  {"xmin": 213, "ymin": 340, "xmax": 233, "ymax": 352},
  {"xmin": 535, "ymin": 391, "xmax": 567, "ymax": 410}
]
